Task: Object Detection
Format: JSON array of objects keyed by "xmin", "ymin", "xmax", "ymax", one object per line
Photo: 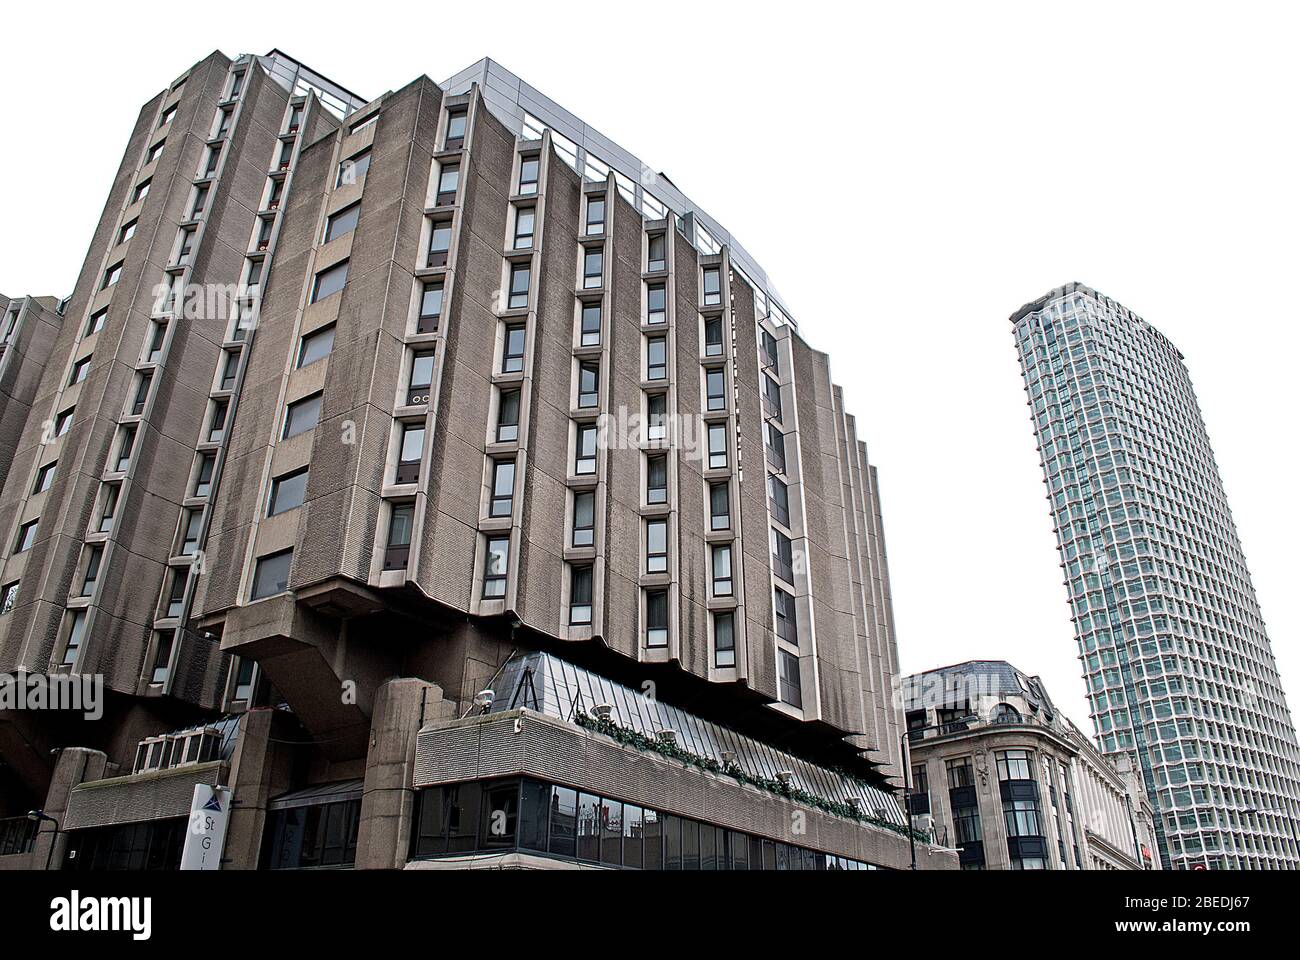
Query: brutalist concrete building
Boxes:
[
  {"xmin": 1012, "ymin": 283, "xmax": 1300, "ymax": 869},
  {"xmin": 903, "ymin": 660, "xmax": 1161, "ymax": 870},
  {"xmin": 0, "ymin": 51, "xmax": 952, "ymax": 871}
]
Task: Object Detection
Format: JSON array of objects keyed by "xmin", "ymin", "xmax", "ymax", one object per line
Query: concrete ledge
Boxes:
[
  {"xmin": 64, "ymin": 761, "xmax": 226, "ymax": 831},
  {"xmin": 415, "ymin": 710, "xmax": 956, "ymax": 871}
]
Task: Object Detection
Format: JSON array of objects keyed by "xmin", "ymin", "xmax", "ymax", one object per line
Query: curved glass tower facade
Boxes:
[{"xmin": 1012, "ymin": 283, "xmax": 1300, "ymax": 870}]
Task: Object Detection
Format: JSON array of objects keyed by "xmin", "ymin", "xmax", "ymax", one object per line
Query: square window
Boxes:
[
  {"xmin": 323, "ymin": 203, "xmax": 360, "ymax": 243},
  {"xmin": 310, "ymin": 261, "xmax": 348, "ymax": 303},
  {"xmin": 268, "ymin": 467, "xmax": 308, "ymax": 516},
  {"xmin": 283, "ymin": 393, "xmax": 322, "ymax": 439},
  {"xmin": 251, "ymin": 549, "xmax": 293, "ymax": 600},
  {"xmin": 297, "ymin": 325, "xmax": 335, "ymax": 368}
]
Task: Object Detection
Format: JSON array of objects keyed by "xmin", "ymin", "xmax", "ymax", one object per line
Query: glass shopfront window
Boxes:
[{"xmin": 410, "ymin": 776, "xmax": 882, "ymax": 870}]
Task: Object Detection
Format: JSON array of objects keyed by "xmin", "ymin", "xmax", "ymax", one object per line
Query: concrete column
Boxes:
[
  {"xmin": 353, "ymin": 678, "xmax": 454, "ymax": 869},
  {"xmin": 32, "ymin": 747, "xmax": 107, "ymax": 870},
  {"xmin": 221, "ymin": 708, "xmax": 288, "ymax": 869}
]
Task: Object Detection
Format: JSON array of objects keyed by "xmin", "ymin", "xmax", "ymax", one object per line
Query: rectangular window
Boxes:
[
  {"xmin": 768, "ymin": 474, "xmax": 790, "ymax": 526},
  {"xmin": 283, "ymin": 393, "xmax": 322, "ymax": 440},
  {"xmin": 585, "ymin": 197, "xmax": 605, "ymax": 236},
  {"xmin": 436, "ymin": 164, "xmax": 460, "ymax": 205},
  {"xmin": 102, "ymin": 262, "xmax": 122, "ymax": 290},
  {"xmin": 119, "ymin": 220, "xmax": 137, "ymax": 244},
  {"xmin": 193, "ymin": 453, "xmax": 215, "ymax": 498},
  {"xmin": 761, "ymin": 328, "xmax": 780, "ymax": 372},
  {"xmin": 166, "ymin": 569, "xmax": 188, "ymax": 619},
  {"xmin": 708, "ymin": 423, "xmax": 727, "ymax": 469},
  {"xmin": 79, "ymin": 546, "xmax": 103, "ymax": 596},
  {"xmin": 189, "ymin": 184, "xmax": 208, "ymax": 218},
  {"xmin": 569, "ymin": 565, "xmax": 593, "ymax": 624},
  {"xmin": 146, "ymin": 321, "xmax": 167, "ymax": 362},
  {"xmin": 572, "ymin": 491, "xmax": 595, "ymax": 547},
  {"xmin": 647, "ymin": 233, "xmax": 666, "ymax": 272},
  {"xmin": 574, "ymin": 424, "xmax": 597, "ymax": 475},
  {"xmin": 97, "ymin": 485, "xmax": 119, "ymax": 533},
  {"xmin": 706, "ymin": 367, "xmax": 726, "ymax": 411},
  {"xmin": 490, "ymin": 459, "xmax": 515, "ymax": 517},
  {"xmin": 54, "ymin": 408, "xmax": 75, "ymax": 437},
  {"xmin": 646, "ymin": 518, "xmax": 668, "ymax": 573},
  {"xmin": 646, "ymin": 336, "xmax": 667, "ymax": 381},
  {"xmin": 714, "ymin": 612, "xmax": 736, "ymax": 667},
  {"xmin": 704, "ymin": 316, "xmax": 724, "ymax": 357},
  {"xmin": 646, "ymin": 283, "xmax": 666, "ymax": 325},
  {"xmin": 703, "ymin": 267, "xmax": 722, "ymax": 305},
  {"xmin": 179, "ymin": 509, "xmax": 203, "ymax": 556},
  {"xmin": 134, "ymin": 180, "xmax": 151, "ymax": 204},
  {"xmin": 445, "ymin": 111, "xmax": 467, "ymax": 149},
  {"xmin": 232, "ymin": 658, "xmax": 256, "ymax": 702},
  {"xmin": 384, "ymin": 504, "xmax": 414, "ymax": 570},
  {"xmin": 1, "ymin": 581, "xmax": 20, "ymax": 616},
  {"xmin": 427, "ymin": 220, "xmax": 452, "ymax": 267},
  {"xmin": 774, "ymin": 587, "xmax": 798, "ymax": 644},
  {"xmin": 496, "ymin": 388, "xmax": 520, "ymax": 442},
  {"xmin": 297, "ymin": 325, "xmax": 335, "ymax": 368},
  {"xmin": 131, "ymin": 370, "xmax": 153, "ymax": 415},
  {"xmin": 323, "ymin": 203, "xmax": 360, "ymax": 243},
  {"xmin": 408, "ymin": 350, "xmax": 436, "ymax": 406},
  {"xmin": 577, "ymin": 362, "xmax": 599, "ymax": 408},
  {"xmin": 396, "ymin": 423, "xmax": 425, "ymax": 483},
  {"xmin": 115, "ymin": 426, "xmax": 136, "ymax": 472},
  {"xmin": 778, "ymin": 649, "xmax": 802, "ymax": 707},
  {"xmin": 203, "ymin": 144, "xmax": 221, "ymax": 177},
  {"xmin": 268, "ymin": 467, "xmax": 308, "ymax": 516},
  {"xmin": 997, "ymin": 749, "xmax": 1035, "ymax": 782},
  {"xmin": 647, "ymin": 393, "xmax": 667, "ymax": 442},
  {"xmin": 513, "ymin": 207, "xmax": 535, "ymax": 249},
  {"xmin": 646, "ymin": 454, "xmax": 668, "ymax": 505},
  {"xmin": 87, "ymin": 308, "xmax": 108, "ymax": 336},
  {"xmin": 763, "ymin": 374, "xmax": 783, "ymax": 420},
  {"xmin": 712, "ymin": 543, "xmax": 733, "ymax": 596},
  {"xmin": 62, "ymin": 610, "xmax": 87, "ymax": 666},
  {"xmin": 583, "ymin": 248, "xmax": 603, "ymax": 289},
  {"xmin": 508, "ymin": 263, "xmax": 531, "ymax": 309},
  {"xmin": 483, "ymin": 537, "xmax": 509, "ymax": 598},
  {"xmin": 709, "ymin": 481, "xmax": 730, "ymax": 530},
  {"xmin": 645, "ymin": 589, "xmax": 668, "ymax": 647},
  {"xmin": 580, "ymin": 303, "xmax": 601, "ymax": 346},
  {"xmin": 69, "ymin": 356, "xmax": 92, "ymax": 385},
  {"xmin": 215, "ymin": 351, "xmax": 238, "ymax": 392},
  {"xmin": 33, "ymin": 462, "xmax": 57, "ymax": 494},
  {"xmin": 502, "ymin": 324, "xmax": 525, "ymax": 373},
  {"xmin": 310, "ymin": 261, "xmax": 348, "ymax": 303},
  {"xmin": 772, "ymin": 528, "xmax": 794, "ymax": 582},
  {"xmin": 251, "ymin": 549, "xmax": 293, "ymax": 600},
  {"xmin": 208, "ymin": 400, "xmax": 229, "ymax": 443},
  {"xmin": 337, "ymin": 149, "xmax": 371, "ymax": 187},
  {"xmin": 518, "ymin": 156, "xmax": 540, "ymax": 195},
  {"xmin": 418, "ymin": 281, "xmax": 444, "ymax": 334},
  {"xmin": 766, "ymin": 422, "xmax": 787, "ymax": 473}
]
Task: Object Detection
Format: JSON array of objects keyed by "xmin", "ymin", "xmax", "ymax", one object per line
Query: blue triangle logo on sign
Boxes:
[{"xmin": 201, "ymin": 794, "xmax": 223, "ymax": 813}]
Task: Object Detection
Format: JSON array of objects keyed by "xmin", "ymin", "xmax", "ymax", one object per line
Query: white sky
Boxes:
[{"xmin": 3, "ymin": 1, "xmax": 1296, "ymax": 732}]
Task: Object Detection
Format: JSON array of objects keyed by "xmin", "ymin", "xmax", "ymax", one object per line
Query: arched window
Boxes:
[{"xmin": 992, "ymin": 703, "xmax": 1022, "ymax": 724}]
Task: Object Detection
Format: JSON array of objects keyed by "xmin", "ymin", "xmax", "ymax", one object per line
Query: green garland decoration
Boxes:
[{"xmin": 574, "ymin": 710, "xmax": 926, "ymax": 841}]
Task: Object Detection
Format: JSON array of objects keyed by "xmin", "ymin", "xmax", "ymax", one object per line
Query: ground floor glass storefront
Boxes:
[{"xmin": 410, "ymin": 776, "xmax": 883, "ymax": 870}]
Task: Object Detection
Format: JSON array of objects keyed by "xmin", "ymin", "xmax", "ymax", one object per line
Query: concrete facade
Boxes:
[{"xmin": 0, "ymin": 51, "xmax": 939, "ymax": 871}]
